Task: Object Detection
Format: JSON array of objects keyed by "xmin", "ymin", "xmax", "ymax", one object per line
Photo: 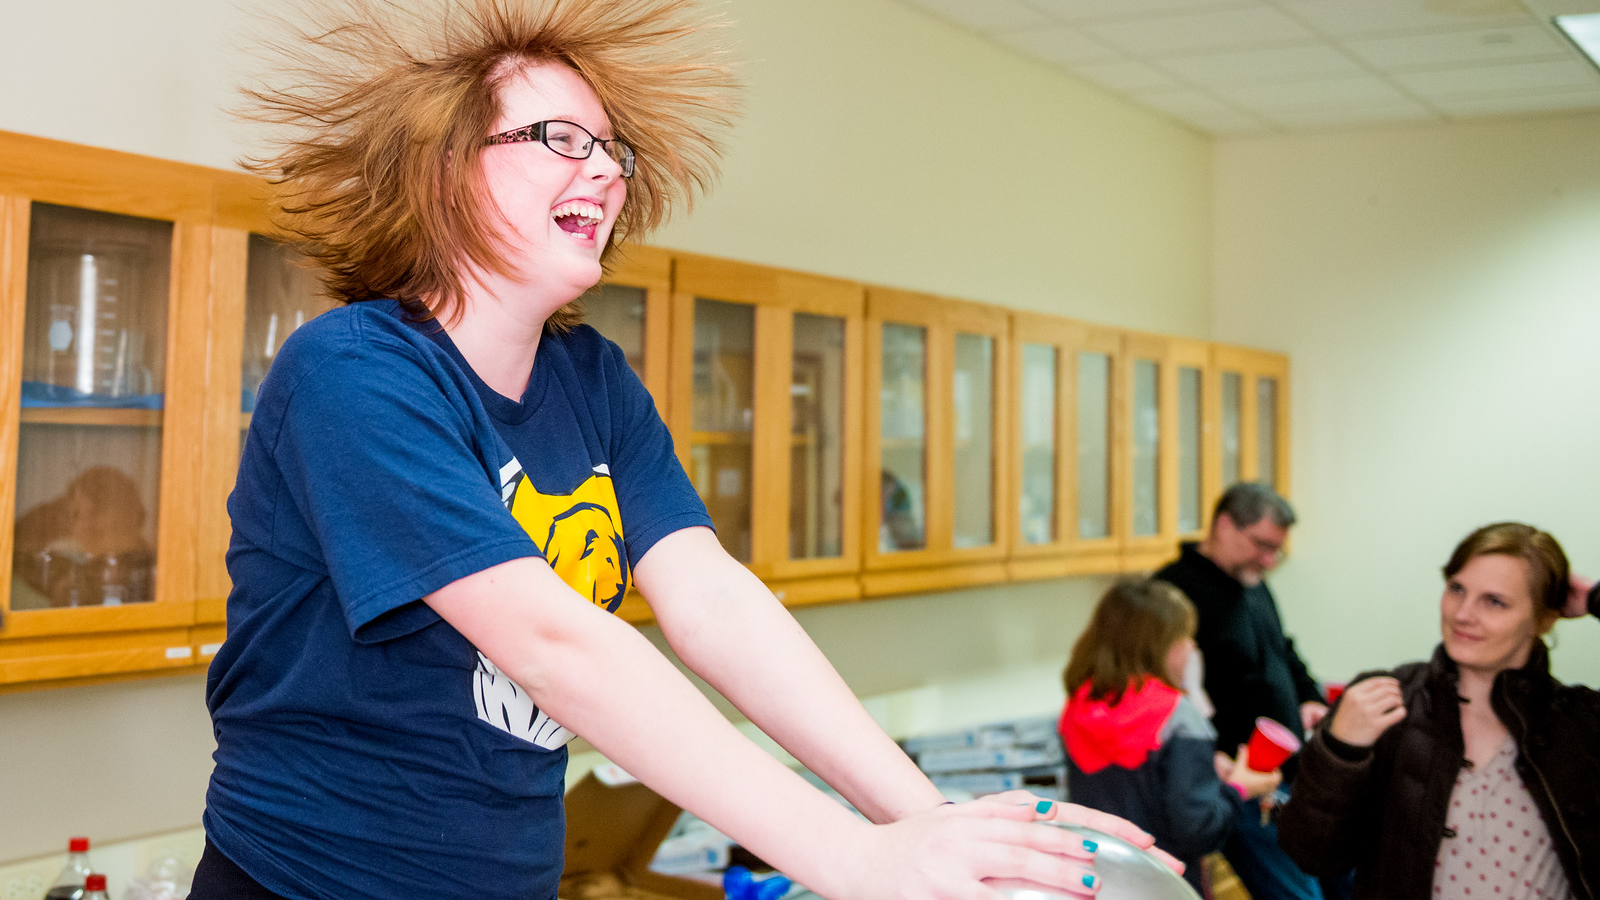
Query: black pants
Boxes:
[{"xmin": 188, "ymin": 839, "xmax": 294, "ymax": 900}]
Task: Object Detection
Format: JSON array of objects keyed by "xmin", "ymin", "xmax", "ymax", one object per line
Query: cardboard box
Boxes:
[{"xmin": 560, "ymin": 766, "xmax": 725, "ymax": 900}]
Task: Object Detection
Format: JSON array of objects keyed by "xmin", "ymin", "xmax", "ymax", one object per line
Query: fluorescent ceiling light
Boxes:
[{"xmin": 1554, "ymin": 14, "xmax": 1600, "ymax": 72}]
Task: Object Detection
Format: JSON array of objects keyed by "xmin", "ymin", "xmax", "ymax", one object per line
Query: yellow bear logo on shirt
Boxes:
[{"xmin": 507, "ymin": 470, "xmax": 629, "ymax": 612}]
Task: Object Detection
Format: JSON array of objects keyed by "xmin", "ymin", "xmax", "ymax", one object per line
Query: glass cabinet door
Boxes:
[
  {"xmin": 688, "ymin": 298, "xmax": 756, "ymax": 563},
  {"xmin": 242, "ymin": 235, "xmax": 331, "ymax": 416},
  {"xmin": 877, "ymin": 321, "xmax": 928, "ymax": 554},
  {"xmin": 1220, "ymin": 370, "xmax": 1242, "ymax": 488},
  {"xmin": 1129, "ymin": 357, "xmax": 1161, "ymax": 539},
  {"xmin": 1176, "ymin": 364, "xmax": 1204, "ymax": 535},
  {"xmin": 582, "ymin": 245, "xmax": 672, "ymax": 410},
  {"xmin": 584, "ymin": 283, "xmax": 648, "ymax": 375},
  {"xmin": 1257, "ymin": 375, "xmax": 1279, "ymax": 490},
  {"xmin": 790, "ymin": 312, "xmax": 847, "ymax": 562},
  {"xmin": 1166, "ymin": 338, "xmax": 1210, "ymax": 540},
  {"xmin": 1016, "ymin": 342, "xmax": 1058, "ymax": 547},
  {"xmin": 1076, "ymin": 350, "xmax": 1113, "ymax": 543},
  {"xmin": 950, "ymin": 332, "xmax": 995, "ymax": 549},
  {"xmin": 11, "ymin": 204, "xmax": 171, "ymax": 614}
]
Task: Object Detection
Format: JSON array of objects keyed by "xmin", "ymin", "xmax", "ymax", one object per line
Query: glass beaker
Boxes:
[{"xmin": 25, "ymin": 240, "xmax": 153, "ymax": 398}]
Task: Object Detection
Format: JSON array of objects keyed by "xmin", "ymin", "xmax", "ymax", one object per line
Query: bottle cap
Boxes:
[
  {"xmin": 85, "ymin": 875, "xmax": 107, "ymax": 891},
  {"xmin": 69, "ymin": 838, "xmax": 90, "ymax": 853}
]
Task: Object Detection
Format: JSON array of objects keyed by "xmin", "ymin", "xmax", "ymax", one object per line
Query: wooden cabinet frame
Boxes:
[
  {"xmin": 1210, "ymin": 344, "xmax": 1291, "ymax": 499},
  {"xmin": 0, "ymin": 130, "xmax": 238, "ymax": 689},
  {"xmin": 861, "ymin": 287, "xmax": 1011, "ymax": 597},
  {"xmin": 669, "ymin": 253, "xmax": 865, "ymax": 608}
]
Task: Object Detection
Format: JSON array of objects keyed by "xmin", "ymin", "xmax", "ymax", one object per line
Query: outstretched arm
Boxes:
[
  {"xmin": 635, "ymin": 527, "xmax": 942, "ymax": 824},
  {"xmin": 428, "ymin": 551, "xmax": 1111, "ymax": 900}
]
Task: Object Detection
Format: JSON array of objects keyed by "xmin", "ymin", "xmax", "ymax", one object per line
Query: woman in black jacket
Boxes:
[{"xmin": 1278, "ymin": 522, "xmax": 1599, "ymax": 900}]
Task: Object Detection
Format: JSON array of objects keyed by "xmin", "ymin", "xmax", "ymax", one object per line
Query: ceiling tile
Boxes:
[
  {"xmin": 1210, "ymin": 74, "xmax": 1421, "ymax": 110},
  {"xmin": 1155, "ymin": 43, "xmax": 1367, "ymax": 86},
  {"xmin": 896, "ymin": 0, "xmax": 1053, "ymax": 32},
  {"xmin": 1071, "ymin": 59, "xmax": 1191, "ymax": 93},
  {"xmin": 1431, "ymin": 85, "xmax": 1600, "ymax": 114},
  {"xmin": 1083, "ymin": 6, "xmax": 1315, "ymax": 57},
  {"xmin": 1024, "ymin": 0, "xmax": 1249, "ymax": 25},
  {"xmin": 1271, "ymin": 0, "xmax": 1534, "ymax": 38},
  {"xmin": 1392, "ymin": 57, "xmax": 1600, "ymax": 96},
  {"xmin": 1260, "ymin": 103, "xmax": 1441, "ymax": 129},
  {"xmin": 989, "ymin": 24, "xmax": 1123, "ymax": 65},
  {"xmin": 1343, "ymin": 24, "xmax": 1570, "ymax": 69}
]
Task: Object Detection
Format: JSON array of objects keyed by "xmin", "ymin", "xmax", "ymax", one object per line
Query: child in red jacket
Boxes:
[{"xmin": 1060, "ymin": 578, "xmax": 1281, "ymax": 896}]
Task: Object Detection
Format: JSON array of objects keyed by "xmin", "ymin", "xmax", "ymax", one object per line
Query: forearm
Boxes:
[
  {"xmin": 641, "ymin": 532, "xmax": 943, "ymax": 824},
  {"xmin": 1276, "ymin": 734, "xmax": 1374, "ymax": 876},
  {"xmin": 427, "ymin": 558, "xmax": 871, "ymax": 896}
]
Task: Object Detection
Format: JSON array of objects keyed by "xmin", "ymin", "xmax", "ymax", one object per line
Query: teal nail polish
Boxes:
[
  {"xmin": 1035, "ymin": 800, "xmax": 1054, "ymax": 814},
  {"xmin": 1082, "ymin": 874, "xmax": 1097, "ymax": 888},
  {"xmin": 1082, "ymin": 839, "xmax": 1099, "ymax": 854}
]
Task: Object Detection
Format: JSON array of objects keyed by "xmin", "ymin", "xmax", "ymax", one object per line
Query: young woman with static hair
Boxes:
[
  {"xmin": 1059, "ymin": 579, "xmax": 1283, "ymax": 896},
  {"xmin": 1279, "ymin": 522, "xmax": 1600, "ymax": 900},
  {"xmin": 193, "ymin": 2, "xmax": 1164, "ymax": 899}
]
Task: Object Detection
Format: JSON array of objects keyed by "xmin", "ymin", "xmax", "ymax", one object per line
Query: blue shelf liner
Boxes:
[{"xmin": 21, "ymin": 381, "xmax": 165, "ymax": 410}]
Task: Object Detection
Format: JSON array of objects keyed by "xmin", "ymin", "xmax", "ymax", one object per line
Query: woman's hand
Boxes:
[
  {"xmin": 1224, "ymin": 745, "xmax": 1283, "ymax": 801},
  {"xmin": 836, "ymin": 797, "xmax": 1105, "ymax": 900},
  {"xmin": 832, "ymin": 793, "xmax": 1182, "ymax": 900},
  {"xmin": 1327, "ymin": 676, "xmax": 1406, "ymax": 748},
  {"xmin": 1566, "ymin": 572, "xmax": 1595, "ymax": 619}
]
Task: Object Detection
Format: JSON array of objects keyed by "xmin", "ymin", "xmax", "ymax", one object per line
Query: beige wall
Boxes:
[
  {"xmin": 1213, "ymin": 113, "xmax": 1600, "ymax": 688},
  {"xmin": 0, "ymin": 0, "xmax": 1209, "ymax": 862}
]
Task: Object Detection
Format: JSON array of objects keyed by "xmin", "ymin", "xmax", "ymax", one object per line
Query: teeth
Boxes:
[{"xmin": 552, "ymin": 200, "xmax": 604, "ymax": 225}]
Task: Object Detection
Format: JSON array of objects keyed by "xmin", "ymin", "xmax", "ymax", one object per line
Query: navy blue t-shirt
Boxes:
[{"xmin": 203, "ymin": 300, "xmax": 710, "ymax": 900}]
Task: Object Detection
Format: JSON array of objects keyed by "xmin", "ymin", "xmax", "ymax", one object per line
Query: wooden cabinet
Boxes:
[
  {"xmin": 669, "ymin": 254, "xmax": 864, "ymax": 607},
  {"xmin": 1006, "ymin": 315, "xmax": 1126, "ymax": 579},
  {"xmin": 0, "ymin": 130, "xmax": 265, "ymax": 691},
  {"xmin": 1, "ymin": 130, "xmax": 1293, "ymax": 691},
  {"xmin": 1118, "ymin": 334, "xmax": 1217, "ymax": 571},
  {"xmin": 861, "ymin": 288, "xmax": 1010, "ymax": 597},
  {"xmin": 1210, "ymin": 344, "xmax": 1290, "ymax": 499}
]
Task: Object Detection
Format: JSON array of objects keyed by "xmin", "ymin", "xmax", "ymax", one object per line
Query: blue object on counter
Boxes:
[
  {"xmin": 21, "ymin": 381, "xmax": 164, "ymax": 410},
  {"xmin": 722, "ymin": 865, "xmax": 792, "ymax": 900}
]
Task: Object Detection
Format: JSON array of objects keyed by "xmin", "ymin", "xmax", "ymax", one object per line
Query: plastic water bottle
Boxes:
[
  {"xmin": 80, "ymin": 875, "xmax": 110, "ymax": 900},
  {"xmin": 42, "ymin": 837, "xmax": 93, "ymax": 900}
]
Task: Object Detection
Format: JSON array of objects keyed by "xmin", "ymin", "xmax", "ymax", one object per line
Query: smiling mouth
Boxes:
[{"xmin": 552, "ymin": 200, "xmax": 604, "ymax": 242}]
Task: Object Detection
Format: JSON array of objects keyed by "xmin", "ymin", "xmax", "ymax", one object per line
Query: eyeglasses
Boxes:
[
  {"xmin": 484, "ymin": 120, "xmax": 635, "ymax": 178},
  {"xmin": 1247, "ymin": 534, "xmax": 1286, "ymax": 561}
]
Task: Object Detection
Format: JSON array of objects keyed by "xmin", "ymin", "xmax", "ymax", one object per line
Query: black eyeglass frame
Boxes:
[{"xmin": 483, "ymin": 119, "xmax": 635, "ymax": 178}]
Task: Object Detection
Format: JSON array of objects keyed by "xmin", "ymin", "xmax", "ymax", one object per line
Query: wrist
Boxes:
[{"xmin": 1227, "ymin": 781, "xmax": 1249, "ymax": 801}]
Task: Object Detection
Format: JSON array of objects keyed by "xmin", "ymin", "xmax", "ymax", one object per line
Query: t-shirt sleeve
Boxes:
[{"xmin": 264, "ymin": 330, "xmax": 538, "ymax": 641}]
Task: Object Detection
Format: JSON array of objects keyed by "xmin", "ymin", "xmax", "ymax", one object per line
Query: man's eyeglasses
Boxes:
[
  {"xmin": 484, "ymin": 120, "xmax": 635, "ymax": 178},
  {"xmin": 1248, "ymin": 535, "xmax": 1285, "ymax": 559}
]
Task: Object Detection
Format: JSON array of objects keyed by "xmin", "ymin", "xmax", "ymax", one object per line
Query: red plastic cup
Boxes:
[
  {"xmin": 1325, "ymin": 682, "xmax": 1347, "ymax": 705},
  {"xmin": 1246, "ymin": 716, "xmax": 1301, "ymax": 772}
]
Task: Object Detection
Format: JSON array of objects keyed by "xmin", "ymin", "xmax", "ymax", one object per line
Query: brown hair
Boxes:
[
  {"xmin": 1064, "ymin": 578, "xmax": 1197, "ymax": 704},
  {"xmin": 240, "ymin": 0, "xmax": 740, "ymax": 329},
  {"xmin": 1443, "ymin": 522, "xmax": 1569, "ymax": 634}
]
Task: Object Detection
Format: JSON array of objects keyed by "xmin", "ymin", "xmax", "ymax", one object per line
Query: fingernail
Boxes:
[
  {"xmin": 1082, "ymin": 839, "xmax": 1099, "ymax": 854},
  {"xmin": 1036, "ymin": 800, "xmax": 1054, "ymax": 814},
  {"xmin": 1082, "ymin": 874, "xmax": 1098, "ymax": 888}
]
